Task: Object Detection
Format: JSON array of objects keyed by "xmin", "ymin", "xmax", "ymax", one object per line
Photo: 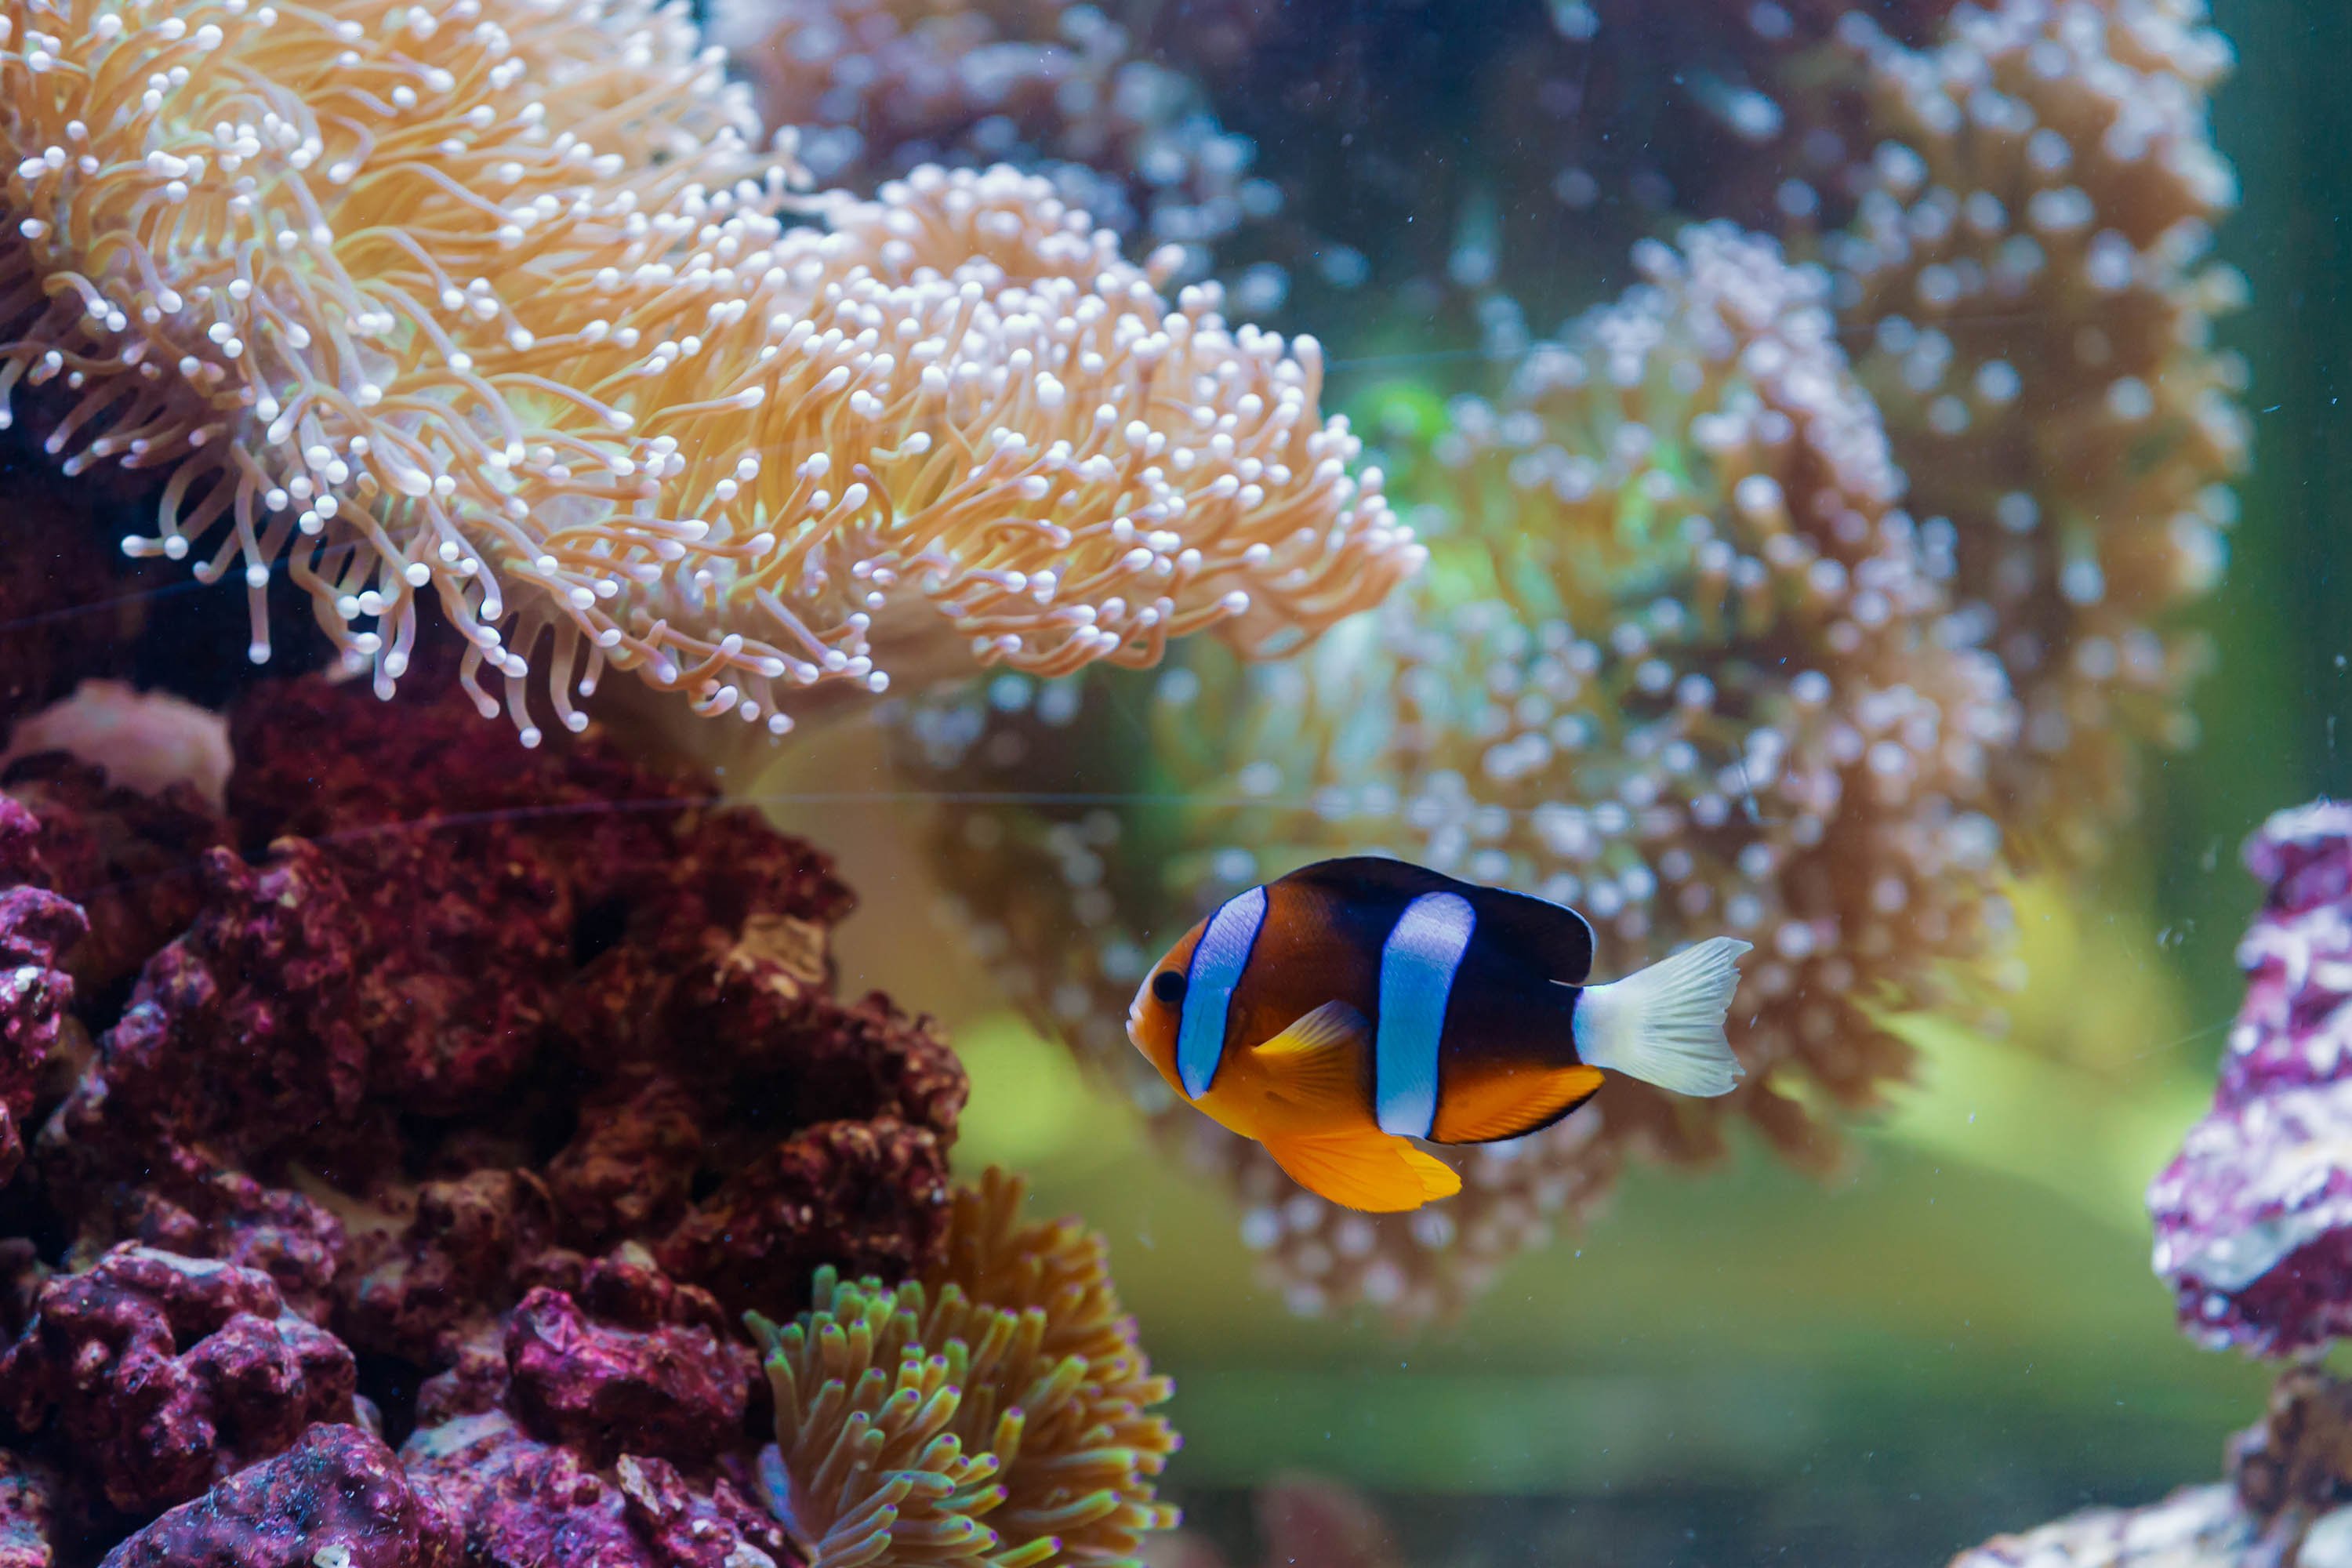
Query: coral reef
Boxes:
[
  {"xmin": 0, "ymin": 672, "xmax": 1180, "ymax": 1566},
  {"xmin": 1822, "ymin": 0, "xmax": 2247, "ymax": 861},
  {"xmin": 717, "ymin": 0, "xmax": 1272, "ymax": 274},
  {"xmin": 98, "ymin": 1423, "xmax": 439, "ymax": 1568},
  {"xmin": 0, "ymin": 1245, "xmax": 358, "ymax": 1515},
  {"xmin": 0, "ymin": 798, "xmax": 84, "ymax": 1191},
  {"xmin": 750, "ymin": 1168, "xmax": 1175, "ymax": 1568},
  {"xmin": 2151, "ymin": 800, "xmax": 2352, "ymax": 1356},
  {"xmin": 904, "ymin": 221, "xmax": 2016, "ymax": 1319},
  {"xmin": 2, "ymin": 0, "xmax": 1416, "ymax": 741}
]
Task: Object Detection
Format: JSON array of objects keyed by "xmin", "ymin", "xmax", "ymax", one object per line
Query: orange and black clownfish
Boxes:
[{"xmin": 1127, "ymin": 856, "xmax": 1751, "ymax": 1213}]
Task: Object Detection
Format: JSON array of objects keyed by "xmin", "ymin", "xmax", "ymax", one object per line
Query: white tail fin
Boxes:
[{"xmin": 1570, "ymin": 937, "xmax": 1751, "ymax": 1097}]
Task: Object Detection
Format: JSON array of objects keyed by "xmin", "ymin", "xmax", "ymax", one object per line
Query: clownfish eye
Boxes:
[{"xmin": 1150, "ymin": 969, "xmax": 1188, "ymax": 1006}]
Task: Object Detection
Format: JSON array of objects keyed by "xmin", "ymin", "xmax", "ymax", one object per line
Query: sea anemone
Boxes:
[
  {"xmin": 750, "ymin": 1167, "xmax": 1178, "ymax": 1566},
  {"xmin": 902, "ymin": 223, "xmax": 2019, "ymax": 1319},
  {"xmin": 1822, "ymin": 0, "xmax": 2249, "ymax": 862},
  {"xmin": 1, "ymin": 0, "xmax": 1417, "ymax": 744},
  {"xmin": 715, "ymin": 0, "xmax": 1270, "ymax": 273}
]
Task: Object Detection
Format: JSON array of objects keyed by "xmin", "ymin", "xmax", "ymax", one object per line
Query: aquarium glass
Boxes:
[{"xmin": 0, "ymin": 0, "xmax": 2346, "ymax": 1563}]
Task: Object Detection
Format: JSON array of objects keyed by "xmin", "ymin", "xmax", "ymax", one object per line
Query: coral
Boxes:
[
  {"xmin": 655, "ymin": 1114, "xmax": 953, "ymax": 1322},
  {"xmin": 96, "ymin": 1423, "xmax": 443, "ymax": 1568},
  {"xmin": 717, "ymin": 0, "xmax": 1272, "ymax": 270},
  {"xmin": 2, "ymin": 0, "xmax": 1416, "ymax": 740},
  {"xmin": 750, "ymin": 1168, "xmax": 1176, "ymax": 1568},
  {"xmin": 905, "ymin": 223, "xmax": 2016, "ymax": 1319},
  {"xmin": 0, "ymin": 1244, "xmax": 357, "ymax": 1515},
  {"xmin": 1822, "ymin": 0, "xmax": 2248, "ymax": 862},
  {"xmin": 0, "ymin": 669, "xmax": 1043, "ymax": 1563},
  {"xmin": 503, "ymin": 1278, "xmax": 749, "ymax": 1468},
  {"xmin": 1950, "ymin": 1486, "xmax": 2254, "ymax": 1567},
  {"xmin": 0, "ymin": 799, "xmax": 85, "ymax": 1189},
  {"xmin": 0, "ymin": 753, "xmax": 228, "ymax": 993},
  {"xmin": 337, "ymin": 1168, "xmax": 561, "ymax": 1367},
  {"xmin": 401, "ymin": 1410, "xmax": 789, "ymax": 1568},
  {"xmin": 2150, "ymin": 800, "xmax": 2352, "ymax": 1356},
  {"xmin": 0, "ymin": 1449, "xmax": 61, "ymax": 1568},
  {"xmin": 1965, "ymin": 807, "xmax": 2352, "ymax": 1561}
]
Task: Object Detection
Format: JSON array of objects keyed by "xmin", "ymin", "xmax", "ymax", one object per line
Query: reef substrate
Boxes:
[{"xmin": 0, "ymin": 669, "xmax": 1174, "ymax": 1567}]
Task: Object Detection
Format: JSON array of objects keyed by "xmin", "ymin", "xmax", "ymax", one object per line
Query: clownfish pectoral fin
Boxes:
[
  {"xmin": 1251, "ymin": 1000, "xmax": 1369, "ymax": 1111},
  {"xmin": 1258, "ymin": 1129, "xmax": 1462, "ymax": 1213}
]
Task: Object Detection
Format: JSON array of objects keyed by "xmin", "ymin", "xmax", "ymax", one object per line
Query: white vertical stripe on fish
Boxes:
[
  {"xmin": 1375, "ymin": 891, "xmax": 1475, "ymax": 1137},
  {"xmin": 1177, "ymin": 884, "xmax": 1269, "ymax": 1098}
]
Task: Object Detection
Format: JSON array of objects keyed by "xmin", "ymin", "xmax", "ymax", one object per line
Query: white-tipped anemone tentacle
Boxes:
[{"xmin": 0, "ymin": 0, "xmax": 1419, "ymax": 746}]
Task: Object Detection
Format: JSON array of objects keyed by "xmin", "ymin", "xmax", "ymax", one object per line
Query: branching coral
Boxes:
[
  {"xmin": 902, "ymin": 223, "xmax": 2018, "ymax": 1319},
  {"xmin": 750, "ymin": 1168, "xmax": 1177, "ymax": 1568},
  {"xmin": 1, "ymin": 0, "xmax": 1417, "ymax": 743},
  {"xmin": 1822, "ymin": 0, "xmax": 2248, "ymax": 861}
]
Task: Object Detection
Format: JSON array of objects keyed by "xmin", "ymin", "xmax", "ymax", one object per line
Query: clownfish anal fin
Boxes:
[
  {"xmin": 1260, "ymin": 1129, "xmax": 1461, "ymax": 1212},
  {"xmin": 1253, "ymin": 1000, "xmax": 1368, "ymax": 1111},
  {"xmin": 1432, "ymin": 1062, "xmax": 1605, "ymax": 1144}
]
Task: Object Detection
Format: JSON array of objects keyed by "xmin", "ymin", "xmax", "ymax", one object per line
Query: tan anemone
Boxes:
[
  {"xmin": 1824, "ymin": 0, "xmax": 2248, "ymax": 862},
  {"xmin": 1, "ymin": 0, "xmax": 1418, "ymax": 744}
]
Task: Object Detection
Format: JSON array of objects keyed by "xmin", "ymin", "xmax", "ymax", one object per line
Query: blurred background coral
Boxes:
[{"xmin": 720, "ymin": 2, "xmax": 2352, "ymax": 1559}]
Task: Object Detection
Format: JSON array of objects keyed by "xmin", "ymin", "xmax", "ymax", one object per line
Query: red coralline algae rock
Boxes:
[
  {"xmin": 111, "ymin": 1172, "xmax": 349, "ymax": 1327},
  {"xmin": 223, "ymin": 678, "xmax": 689, "ymax": 915},
  {"xmin": 545, "ymin": 1076, "xmax": 707, "ymax": 1247},
  {"xmin": 45, "ymin": 841, "xmax": 393, "ymax": 1195},
  {"xmin": 504, "ymin": 1278, "xmax": 749, "ymax": 1468},
  {"xmin": 0, "ymin": 802, "xmax": 86, "ymax": 1189},
  {"xmin": 400, "ymin": 1411, "xmax": 789, "ymax": 1568},
  {"xmin": 97, "ymin": 1423, "xmax": 444, "ymax": 1568},
  {"xmin": 655, "ymin": 1116, "xmax": 952, "ymax": 1320},
  {"xmin": 0, "ymin": 1450, "xmax": 61, "ymax": 1568},
  {"xmin": 341, "ymin": 1171, "xmax": 561, "ymax": 1367},
  {"xmin": 0, "ymin": 1246, "xmax": 357, "ymax": 1515},
  {"xmin": 1, "ymin": 673, "xmax": 971, "ymax": 1563},
  {"xmin": 2, "ymin": 755, "xmax": 228, "ymax": 993},
  {"xmin": 2150, "ymin": 800, "xmax": 2352, "ymax": 1355}
]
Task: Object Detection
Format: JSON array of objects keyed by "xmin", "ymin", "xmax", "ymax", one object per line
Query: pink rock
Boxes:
[
  {"xmin": 2151, "ymin": 800, "xmax": 2352, "ymax": 1354},
  {"xmin": 0, "ymin": 1450, "xmax": 61, "ymax": 1568},
  {"xmin": 96, "ymin": 1423, "xmax": 445, "ymax": 1568},
  {"xmin": 400, "ymin": 1411, "xmax": 787, "ymax": 1568},
  {"xmin": 0, "ymin": 805, "xmax": 86, "ymax": 1187},
  {"xmin": 504, "ymin": 1281, "xmax": 750, "ymax": 1467},
  {"xmin": 0, "ymin": 1245, "xmax": 357, "ymax": 1515}
]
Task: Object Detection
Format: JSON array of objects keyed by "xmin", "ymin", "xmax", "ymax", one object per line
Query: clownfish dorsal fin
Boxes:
[
  {"xmin": 1278, "ymin": 857, "xmax": 1595, "ymax": 985},
  {"xmin": 1469, "ymin": 887, "xmax": 1596, "ymax": 985},
  {"xmin": 1252, "ymin": 1000, "xmax": 1368, "ymax": 1109},
  {"xmin": 1259, "ymin": 1129, "xmax": 1461, "ymax": 1212}
]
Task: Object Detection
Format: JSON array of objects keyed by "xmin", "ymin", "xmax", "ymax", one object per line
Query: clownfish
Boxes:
[{"xmin": 1126, "ymin": 857, "xmax": 1751, "ymax": 1212}]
